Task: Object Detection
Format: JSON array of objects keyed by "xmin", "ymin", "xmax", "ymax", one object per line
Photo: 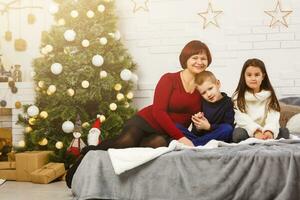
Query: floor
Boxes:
[{"xmin": 0, "ymin": 180, "xmax": 73, "ymax": 200}]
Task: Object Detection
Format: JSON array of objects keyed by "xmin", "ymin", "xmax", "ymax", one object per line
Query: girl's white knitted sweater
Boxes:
[{"xmin": 233, "ymin": 90, "xmax": 280, "ymax": 138}]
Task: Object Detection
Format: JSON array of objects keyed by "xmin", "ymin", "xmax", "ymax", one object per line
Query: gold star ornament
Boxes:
[
  {"xmin": 198, "ymin": 2, "xmax": 223, "ymax": 29},
  {"xmin": 131, "ymin": 0, "xmax": 149, "ymax": 13},
  {"xmin": 265, "ymin": 0, "xmax": 292, "ymax": 27}
]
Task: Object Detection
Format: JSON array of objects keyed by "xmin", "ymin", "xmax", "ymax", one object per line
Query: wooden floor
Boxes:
[{"xmin": 0, "ymin": 180, "xmax": 73, "ymax": 200}]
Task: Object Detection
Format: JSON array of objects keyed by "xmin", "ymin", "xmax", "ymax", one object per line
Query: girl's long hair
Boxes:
[{"xmin": 233, "ymin": 58, "xmax": 280, "ymax": 113}]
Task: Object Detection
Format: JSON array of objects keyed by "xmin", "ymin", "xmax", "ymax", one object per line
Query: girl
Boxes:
[{"xmin": 232, "ymin": 58, "xmax": 289, "ymax": 143}]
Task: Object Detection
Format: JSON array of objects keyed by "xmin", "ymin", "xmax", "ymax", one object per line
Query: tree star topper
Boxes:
[
  {"xmin": 131, "ymin": 0, "xmax": 149, "ymax": 13},
  {"xmin": 198, "ymin": 2, "xmax": 223, "ymax": 29},
  {"xmin": 265, "ymin": 0, "xmax": 292, "ymax": 28}
]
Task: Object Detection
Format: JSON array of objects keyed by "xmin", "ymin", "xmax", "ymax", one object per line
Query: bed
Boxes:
[{"xmin": 71, "ymin": 139, "xmax": 300, "ymax": 200}]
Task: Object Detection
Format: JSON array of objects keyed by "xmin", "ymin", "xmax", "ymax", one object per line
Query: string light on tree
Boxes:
[
  {"xmin": 38, "ymin": 138, "xmax": 48, "ymax": 146},
  {"xmin": 198, "ymin": 2, "xmax": 223, "ymax": 29},
  {"xmin": 97, "ymin": 4, "xmax": 105, "ymax": 13},
  {"xmin": 109, "ymin": 103, "xmax": 117, "ymax": 111},
  {"xmin": 81, "ymin": 80, "xmax": 90, "ymax": 88},
  {"xmin": 114, "ymin": 83, "xmax": 122, "ymax": 91},
  {"xmin": 81, "ymin": 39, "xmax": 90, "ymax": 47},
  {"xmin": 38, "ymin": 81, "xmax": 45, "ymax": 88},
  {"xmin": 58, "ymin": 18, "xmax": 66, "ymax": 26},
  {"xmin": 99, "ymin": 70, "xmax": 108, "ymax": 78},
  {"xmin": 25, "ymin": 126, "xmax": 33, "ymax": 133},
  {"xmin": 40, "ymin": 111, "xmax": 48, "ymax": 119},
  {"xmin": 48, "ymin": 85, "xmax": 57, "ymax": 93},
  {"xmin": 55, "ymin": 141, "xmax": 63, "ymax": 149},
  {"xmin": 126, "ymin": 91, "xmax": 134, "ymax": 99},
  {"xmin": 264, "ymin": 0, "xmax": 293, "ymax": 28},
  {"xmin": 86, "ymin": 10, "xmax": 95, "ymax": 18},
  {"xmin": 70, "ymin": 10, "xmax": 79, "ymax": 18},
  {"xmin": 99, "ymin": 115, "xmax": 106, "ymax": 122},
  {"xmin": 116, "ymin": 93, "xmax": 125, "ymax": 101},
  {"xmin": 67, "ymin": 88, "xmax": 75, "ymax": 96}
]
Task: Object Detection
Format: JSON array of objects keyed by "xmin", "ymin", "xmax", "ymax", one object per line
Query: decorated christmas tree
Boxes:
[{"xmin": 17, "ymin": 0, "xmax": 137, "ymax": 167}]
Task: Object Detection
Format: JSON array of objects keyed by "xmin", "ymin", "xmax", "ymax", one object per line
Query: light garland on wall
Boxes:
[
  {"xmin": 131, "ymin": 0, "xmax": 149, "ymax": 13},
  {"xmin": 198, "ymin": 1, "xmax": 223, "ymax": 29},
  {"xmin": 264, "ymin": 0, "xmax": 293, "ymax": 28}
]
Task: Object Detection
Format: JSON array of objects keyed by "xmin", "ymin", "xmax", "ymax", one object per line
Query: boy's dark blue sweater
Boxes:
[{"xmin": 192, "ymin": 92, "xmax": 235, "ymax": 135}]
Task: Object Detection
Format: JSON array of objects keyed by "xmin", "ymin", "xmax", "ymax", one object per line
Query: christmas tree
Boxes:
[{"xmin": 17, "ymin": 0, "xmax": 137, "ymax": 167}]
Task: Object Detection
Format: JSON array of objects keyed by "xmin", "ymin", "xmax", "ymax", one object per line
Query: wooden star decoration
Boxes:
[
  {"xmin": 198, "ymin": 2, "xmax": 223, "ymax": 29},
  {"xmin": 265, "ymin": 0, "xmax": 292, "ymax": 27},
  {"xmin": 131, "ymin": 0, "xmax": 149, "ymax": 13}
]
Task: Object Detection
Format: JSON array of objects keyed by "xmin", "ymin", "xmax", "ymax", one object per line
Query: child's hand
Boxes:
[
  {"xmin": 192, "ymin": 115, "xmax": 211, "ymax": 130},
  {"xmin": 254, "ymin": 130, "xmax": 266, "ymax": 140},
  {"xmin": 263, "ymin": 131, "xmax": 274, "ymax": 139}
]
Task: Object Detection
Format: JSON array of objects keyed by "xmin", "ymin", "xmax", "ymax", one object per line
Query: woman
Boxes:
[{"xmin": 66, "ymin": 40, "xmax": 212, "ymax": 187}]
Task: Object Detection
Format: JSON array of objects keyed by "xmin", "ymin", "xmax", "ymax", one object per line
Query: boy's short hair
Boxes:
[{"xmin": 195, "ymin": 71, "xmax": 217, "ymax": 85}]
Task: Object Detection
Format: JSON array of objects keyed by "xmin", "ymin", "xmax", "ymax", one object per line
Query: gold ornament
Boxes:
[
  {"xmin": 264, "ymin": 0, "xmax": 292, "ymax": 28},
  {"xmin": 14, "ymin": 38, "xmax": 27, "ymax": 51},
  {"xmin": 29, "ymin": 118, "xmax": 36, "ymax": 125},
  {"xmin": 47, "ymin": 90, "xmax": 53, "ymax": 96},
  {"xmin": 82, "ymin": 122, "xmax": 90, "ymax": 128},
  {"xmin": 48, "ymin": 85, "xmax": 56, "ymax": 93},
  {"xmin": 126, "ymin": 92, "xmax": 134, "ymax": 99},
  {"xmin": 131, "ymin": 0, "xmax": 149, "ymax": 13},
  {"xmin": 116, "ymin": 93, "xmax": 125, "ymax": 101},
  {"xmin": 114, "ymin": 83, "xmax": 122, "ymax": 91},
  {"xmin": 38, "ymin": 138, "xmax": 48, "ymax": 146},
  {"xmin": 5, "ymin": 31, "xmax": 12, "ymax": 41},
  {"xmin": 124, "ymin": 102, "xmax": 130, "ymax": 108},
  {"xmin": 99, "ymin": 115, "xmax": 106, "ymax": 122},
  {"xmin": 18, "ymin": 140, "xmax": 25, "ymax": 147},
  {"xmin": 58, "ymin": 18, "xmax": 66, "ymax": 26},
  {"xmin": 55, "ymin": 141, "xmax": 63, "ymax": 149},
  {"xmin": 38, "ymin": 81, "xmax": 45, "ymax": 88},
  {"xmin": 198, "ymin": 2, "xmax": 223, "ymax": 29},
  {"xmin": 15, "ymin": 101, "xmax": 22, "ymax": 109},
  {"xmin": 67, "ymin": 88, "xmax": 75, "ymax": 96},
  {"xmin": 25, "ymin": 126, "xmax": 33, "ymax": 133},
  {"xmin": 86, "ymin": 10, "xmax": 95, "ymax": 18},
  {"xmin": 81, "ymin": 80, "xmax": 90, "ymax": 88},
  {"xmin": 109, "ymin": 103, "xmax": 117, "ymax": 111},
  {"xmin": 100, "ymin": 70, "xmax": 108, "ymax": 78},
  {"xmin": 40, "ymin": 111, "xmax": 48, "ymax": 119}
]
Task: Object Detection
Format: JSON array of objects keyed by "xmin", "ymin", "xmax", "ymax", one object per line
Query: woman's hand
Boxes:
[
  {"xmin": 178, "ymin": 137, "xmax": 194, "ymax": 147},
  {"xmin": 263, "ymin": 131, "xmax": 274, "ymax": 139}
]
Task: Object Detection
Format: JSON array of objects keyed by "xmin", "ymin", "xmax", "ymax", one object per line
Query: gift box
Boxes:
[
  {"xmin": 16, "ymin": 151, "xmax": 53, "ymax": 182},
  {"xmin": 7, "ymin": 152, "xmax": 15, "ymax": 161},
  {"xmin": 0, "ymin": 161, "xmax": 16, "ymax": 169},
  {"xmin": 0, "ymin": 170, "xmax": 16, "ymax": 180},
  {"xmin": 31, "ymin": 162, "xmax": 65, "ymax": 184}
]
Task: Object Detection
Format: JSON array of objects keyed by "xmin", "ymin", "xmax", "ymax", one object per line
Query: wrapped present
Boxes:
[
  {"xmin": 31, "ymin": 163, "xmax": 65, "ymax": 184},
  {"xmin": 0, "ymin": 161, "xmax": 16, "ymax": 169},
  {"xmin": 16, "ymin": 151, "xmax": 53, "ymax": 182},
  {"xmin": 0, "ymin": 170, "xmax": 16, "ymax": 180}
]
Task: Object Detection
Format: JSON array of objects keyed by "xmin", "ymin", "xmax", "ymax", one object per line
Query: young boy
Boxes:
[{"xmin": 177, "ymin": 71, "xmax": 234, "ymax": 146}]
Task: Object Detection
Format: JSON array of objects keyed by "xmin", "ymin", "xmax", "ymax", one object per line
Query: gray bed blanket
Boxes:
[{"xmin": 72, "ymin": 140, "xmax": 300, "ymax": 200}]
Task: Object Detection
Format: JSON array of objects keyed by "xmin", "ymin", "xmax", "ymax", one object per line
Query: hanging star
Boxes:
[
  {"xmin": 198, "ymin": 2, "xmax": 223, "ymax": 29},
  {"xmin": 131, "ymin": 0, "xmax": 149, "ymax": 13},
  {"xmin": 265, "ymin": 0, "xmax": 292, "ymax": 27}
]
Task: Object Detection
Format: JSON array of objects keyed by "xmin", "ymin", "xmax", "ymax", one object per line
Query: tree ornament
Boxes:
[
  {"xmin": 51, "ymin": 63, "xmax": 63, "ymax": 75},
  {"xmin": 97, "ymin": 4, "xmax": 105, "ymax": 13},
  {"xmin": 126, "ymin": 91, "xmax": 134, "ymax": 99},
  {"xmin": 25, "ymin": 126, "xmax": 32, "ymax": 133},
  {"xmin": 40, "ymin": 111, "xmax": 48, "ymax": 119},
  {"xmin": 58, "ymin": 18, "xmax": 66, "ymax": 26},
  {"xmin": 114, "ymin": 30, "xmax": 121, "ymax": 40},
  {"xmin": 38, "ymin": 138, "xmax": 48, "ymax": 146},
  {"xmin": 67, "ymin": 115, "xmax": 86, "ymax": 157},
  {"xmin": 92, "ymin": 55, "xmax": 104, "ymax": 67},
  {"xmin": 70, "ymin": 10, "xmax": 79, "ymax": 18},
  {"xmin": 41, "ymin": 48, "xmax": 48, "ymax": 55},
  {"xmin": 45, "ymin": 45, "xmax": 53, "ymax": 53},
  {"xmin": 109, "ymin": 103, "xmax": 117, "ymax": 111},
  {"xmin": 99, "ymin": 115, "xmax": 106, "ymax": 122},
  {"xmin": 15, "ymin": 101, "xmax": 22, "ymax": 109},
  {"xmin": 49, "ymin": 4, "xmax": 59, "ymax": 14},
  {"xmin": 120, "ymin": 69, "xmax": 132, "ymax": 81},
  {"xmin": 38, "ymin": 81, "xmax": 45, "ymax": 88},
  {"xmin": 99, "ymin": 37, "xmax": 107, "ymax": 45},
  {"xmin": 99, "ymin": 70, "xmax": 108, "ymax": 78},
  {"xmin": 48, "ymin": 85, "xmax": 57, "ymax": 93},
  {"xmin": 64, "ymin": 30, "xmax": 76, "ymax": 42},
  {"xmin": 124, "ymin": 102, "xmax": 130, "ymax": 108},
  {"xmin": 82, "ymin": 122, "xmax": 90, "ymax": 128},
  {"xmin": 29, "ymin": 118, "xmax": 36, "ymax": 125},
  {"xmin": 81, "ymin": 39, "xmax": 90, "ymax": 47},
  {"xmin": 18, "ymin": 140, "xmax": 25, "ymax": 147},
  {"xmin": 88, "ymin": 115, "xmax": 102, "ymax": 146},
  {"xmin": 116, "ymin": 93, "xmax": 125, "ymax": 101},
  {"xmin": 198, "ymin": 2, "xmax": 223, "ymax": 29},
  {"xmin": 27, "ymin": 105, "xmax": 39, "ymax": 117},
  {"xmin": 11, "ymin": 87, "xmax": 18, "ymax": 94},
  {"xmin": 62, "ymin": 121, "xmax": 74, "ymax": 133},
  {"xmin": 86, "ymin": 10, "xmax": 95, "ymax": 18},
  {"xmin": 81, "ymin": 80, "xmax": 90, "ymax": 88},
  {"xmin": 0, "ymin": 100, "xmax": 7, "ymax": 107},
  {"xmin": 114, "ymin": 83, "xmax": 122, "ymax": 91},
  {"xmin": 55, "ymin": 141, "xmax": 63, "ymax": 149},
  {"xmin": 67, "ymin": 88, "xmax": 75, "ymax": 96}
]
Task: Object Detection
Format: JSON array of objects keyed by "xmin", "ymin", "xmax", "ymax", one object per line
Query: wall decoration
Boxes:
[
  {"xmin": 198, "ymin": 1, "xmax": 223, "ymax": 29},
  {"xmin": 265, "ymin": 0, "xmax": 292, "ymax": 27},
  {"xmin": 131, "ymin": 0, "xmax": 149, "ymax": 13}
]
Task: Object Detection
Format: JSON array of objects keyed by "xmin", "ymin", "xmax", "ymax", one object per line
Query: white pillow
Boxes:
[{"xmin": 286, "ymin": 113, "xmax": 300, "ymax": 136}]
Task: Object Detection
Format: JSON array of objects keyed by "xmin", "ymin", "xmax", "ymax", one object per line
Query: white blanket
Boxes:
[{"xmin": 108, "ymin": 137, "xmax": 296, "ymax": 175}]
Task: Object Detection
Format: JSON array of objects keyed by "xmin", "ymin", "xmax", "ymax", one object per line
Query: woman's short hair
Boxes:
[{"xmin": 179, "ymin": 40, "xmax": 212, "ymax": 69}]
